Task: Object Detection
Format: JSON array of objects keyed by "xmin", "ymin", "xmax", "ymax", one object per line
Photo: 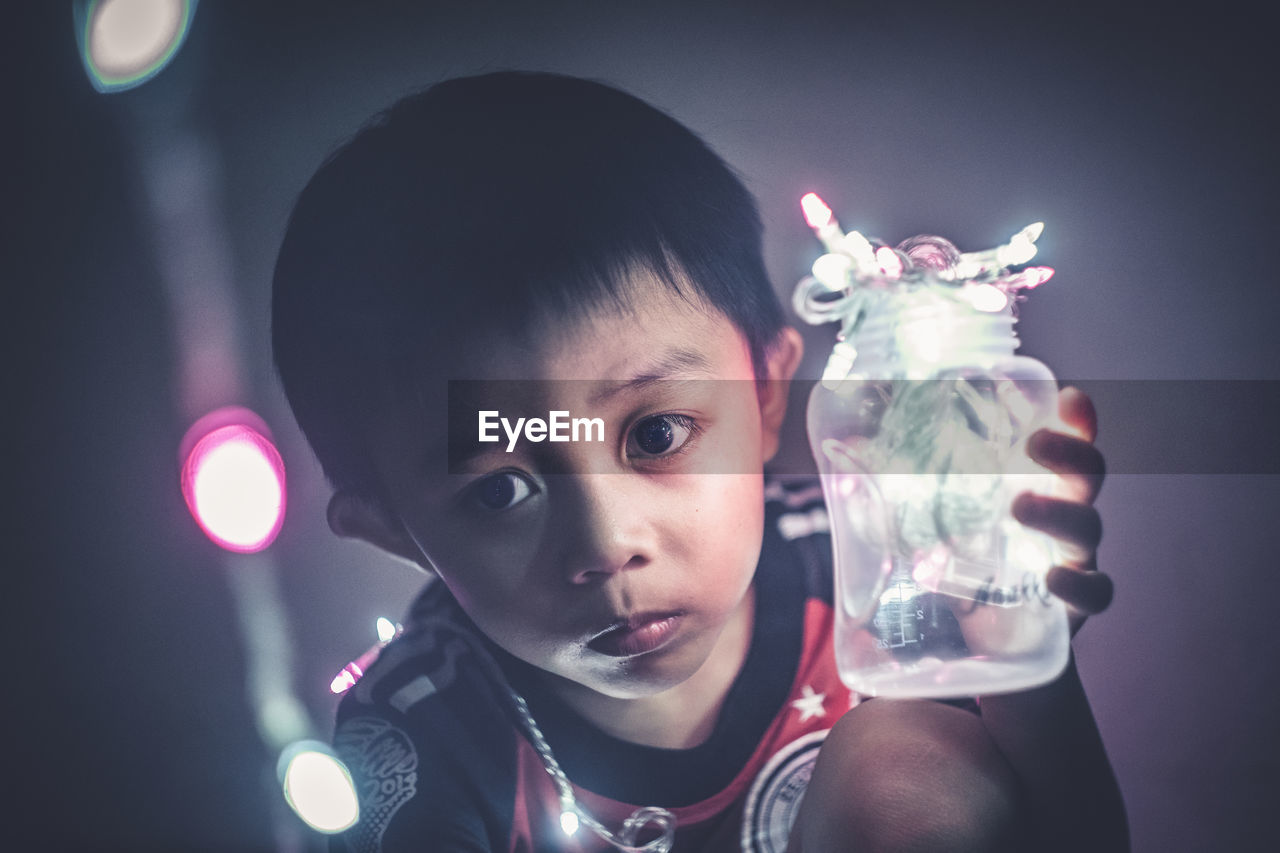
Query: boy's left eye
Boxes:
[
  {"xmin": 626, "ymin": 414, "xmax": 699, "ymax": 459},
  {"xmin": 470, "ymin": 471, "xmax": 536, "ymax": 511}
]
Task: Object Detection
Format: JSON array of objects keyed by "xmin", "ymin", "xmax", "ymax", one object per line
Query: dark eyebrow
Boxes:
[{"xmin": 587, "ymin": 348, "xmax": 714, "ymax": 405}]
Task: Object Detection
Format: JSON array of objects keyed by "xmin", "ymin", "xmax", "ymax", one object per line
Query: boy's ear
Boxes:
[
  {"xmin": 327, "ymin": 491, "xmax": 428, "ymax": 568},
  {"xmin": 758, "ymin": 326, "xmax": 805, "ymax": 462}
]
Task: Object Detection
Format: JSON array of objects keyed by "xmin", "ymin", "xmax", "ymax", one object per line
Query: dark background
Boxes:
[{"xmin": 11, "ymin": 1, "xmax": 1278, "ymax": 850}]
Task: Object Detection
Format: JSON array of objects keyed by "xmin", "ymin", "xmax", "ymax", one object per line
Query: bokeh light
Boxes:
[
  {"xmin": 76, "ymin": 0, "xmax": 196, "ymax": 93},
  {"xmin": 280, "ymin": 741, "xmax": 359, "ymax": 834},
  {"xmin": 180, "ymin": 410, "xmax": 286, "ymax": 553}
]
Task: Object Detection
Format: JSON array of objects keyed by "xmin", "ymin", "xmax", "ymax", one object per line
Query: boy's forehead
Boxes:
[
  {"xmin": 424, "ymin": 271, "xmax": 734, "ymax": 381},
  {"xmin": 366, "ymin": 276, "xmax": 754, "ymax": 469}
]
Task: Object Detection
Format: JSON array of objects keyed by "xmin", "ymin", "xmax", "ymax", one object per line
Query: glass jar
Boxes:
[{"xmin": 805, "ymin": 281, "xmax": 1070, "ymax": 698}]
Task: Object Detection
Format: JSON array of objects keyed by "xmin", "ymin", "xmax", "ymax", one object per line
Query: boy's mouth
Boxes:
[{"xmin": 587, "ymin": 611, "xmax": 685, "ymax": 657}]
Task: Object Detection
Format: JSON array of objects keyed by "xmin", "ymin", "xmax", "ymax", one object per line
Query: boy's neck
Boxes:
[{"xmin": 547, "ymin": 583, "xmax": 757, "ymax": 750}]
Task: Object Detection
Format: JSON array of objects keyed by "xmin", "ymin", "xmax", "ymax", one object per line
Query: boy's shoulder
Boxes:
[{"xmin": 331, "ymin": 582, "xmax": 523, "ymax": 850}]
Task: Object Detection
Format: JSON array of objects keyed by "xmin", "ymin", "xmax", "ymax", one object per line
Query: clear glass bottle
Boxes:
[{"xmin": 795, "ymin": 215, "xmax": 1070, "ymax": 698}]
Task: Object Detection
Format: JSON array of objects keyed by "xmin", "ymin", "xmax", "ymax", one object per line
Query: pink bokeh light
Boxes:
[{"xmin": 180, "ymin": 411, "xmax": 286, "ymax": 553}]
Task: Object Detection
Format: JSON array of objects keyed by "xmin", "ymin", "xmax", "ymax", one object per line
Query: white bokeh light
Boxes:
[
  {"xmin": 283, "ymin": 748, "xmax": 360, "ymax": 834},
  {"xmin": 88, "ymin": 0, "xmax": 186, "ymax": 78}
]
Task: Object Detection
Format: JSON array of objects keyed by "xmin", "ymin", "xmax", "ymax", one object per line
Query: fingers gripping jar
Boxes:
[{"xmin": 795, "ymin": 196, "xmax": 1070, "ymax": 698}]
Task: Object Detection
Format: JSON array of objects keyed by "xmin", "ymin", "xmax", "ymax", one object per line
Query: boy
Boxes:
[{"xmin": 272, "ymin": 71, "xmax": 1127, "ymax": 851}]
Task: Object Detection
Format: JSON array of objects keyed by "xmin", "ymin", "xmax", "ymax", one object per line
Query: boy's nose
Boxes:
[{"xmin": 555, "ymin": 475, "xmax": 654, "ymax": 585}]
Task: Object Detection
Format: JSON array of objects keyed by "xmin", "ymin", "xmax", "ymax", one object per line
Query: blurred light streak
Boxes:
[
  {"xmin": 110, "ymin": 16, "xmax": 315, "ymax": 849},
  {"xmin": 226, "ymin": 552, "xmax": 313, "ymax": 751},
  {"xmin": 139, "ymin": 134, "xmax": 246, "ymax": 421}
]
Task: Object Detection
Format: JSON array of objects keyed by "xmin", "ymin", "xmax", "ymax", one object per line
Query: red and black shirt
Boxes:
[{"xmin": 332, "ymin": 479, "xmax": 858, "ymax": 852}]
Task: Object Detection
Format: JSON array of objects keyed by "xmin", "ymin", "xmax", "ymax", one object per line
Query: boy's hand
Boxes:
[{"xmin": 1012, "ymin": 386, "xmax": 1112, "ymax": 635}]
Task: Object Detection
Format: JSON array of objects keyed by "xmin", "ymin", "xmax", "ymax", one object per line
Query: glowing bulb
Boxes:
[
  {"xmin": 839, "ymin": 231, "xmax": 876, "ymax": 265},
  {"xmin": 1020, "ymin": 222, "xmax": 1045, "ymax": 243},
  {"xmin": 801, "ymin": 192, "xmax": 833, "ymax": 229},
  {"xmin": 875, "ymin": 246, "xmax": 903, "ymax": 279},
  {"xmin": 560, "ymin": 810, "xmax": 580, "ymax": 835},
  {"xmin": 79, "ymin": 0, "xmax": 195, "ymax": 93},
  {"xmin": 1023, "ymin": 266, "xmax": 1055, "ymax": 288},
  {"xmin": 181, "ymin": 419, "xmax": 286, "ymax": 553},
  {"xmin": 376, "ymin": 617, "xmax": 398, "ymax": 644},
  {"xmin": 812, "ymin": 252, "xmax": 853, "ymax": 288},
  {"xmin": 282, "ymin": 745, "xmax": 359, "ymax": 834},
  {"xmin": 966, "ymin": 283, "xmax": 1009, "ymax": 312},
  {"xmin": 330, "ymin": 669, "xmax": 358, "ymax": 695},
  {"xmin": 998, "ymin": 222, "xmax": 1043, "ymax": 266},
  {"xmin": 821, "ymin": 341, "xmax": 857, "ymax": 389}
]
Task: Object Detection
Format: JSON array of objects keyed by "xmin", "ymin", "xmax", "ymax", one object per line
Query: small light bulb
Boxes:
[
  {"xmin": 966, "ymin": 283, "xmax": 1009, "ymax": 312},
  {"xmin": 839, "ymin": 231, "xmax": 876, "ymax": 265},
  {"xmin": 998, "ymin": 222, "xmax": 1043, "ymax": 266},
  {"xmin": 1025, "ymin": 266, "xmax": 1055, "ymax": 288},
  {"xmin": 560, "ymin": 809, "xmax": 580, "ymax": 835},
  {"xmin": 875, "ymin": 246, "xmax": 903, "ymax": 279},
  {"xmin": 376, "ymin": 617, "xmax": 397, "ymax": 644},
  {"xmin": 800, "ymin": 192, "xmax": 833, "ymax": 229},
  {"xmin": 1021, "ymin": 222, "xmax": 1046, "ymax": 243},
  {"xmin": 330, "ymin": 670, "xmax": 358, "ymax": 695},
  {"xmin": 812, "ymin": 252, "xmax": 853, "ymax": 288},
  {"xmin": 821, "ymin": 341, "xmax": 856, "ymax": 389}
]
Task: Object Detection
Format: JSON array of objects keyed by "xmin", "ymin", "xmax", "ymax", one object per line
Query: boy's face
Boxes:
[{"xmin": 350, "ymin": 271, "xmax": 799, "ymax": 700}]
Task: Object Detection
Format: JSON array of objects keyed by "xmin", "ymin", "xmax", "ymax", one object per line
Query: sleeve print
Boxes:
[{"xmin": 333, "ymin": 716, "xmax": 420, "ymax": 853}]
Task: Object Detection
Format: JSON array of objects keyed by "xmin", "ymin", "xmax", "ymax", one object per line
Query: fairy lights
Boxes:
[
  {"xmin": 330, "ymin": 618, "xmax": 403, "ymax": 695},
  {"xmin": 327, "ymin": 617, "xmax": 402, "ymax": 696},
  {"xmin": 797, "ymin": 192, "xmax": 1052, "ymax": 295},
  {"xmin": 794, "ymin": 192, "xmax": 1056, "ymax": 384},
  {"xmin": 800, "ymin": 191, "xmax": 846, "ymax": 253},
  {"xmin": 796, "ymin": 192, "xmax": 1071, "ymax": 697}
]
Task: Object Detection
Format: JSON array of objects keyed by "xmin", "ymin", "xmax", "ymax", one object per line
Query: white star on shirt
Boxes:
[{"xmin": 791, "ymin": 684, "xmax": 827, "ymax": 722}]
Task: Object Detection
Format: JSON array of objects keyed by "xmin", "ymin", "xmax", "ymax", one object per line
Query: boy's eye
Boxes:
[
  {"xmin": 472, "ymin": 472, "xmax": 535, "ymax": 511},
  {"xmin": 627, "ymin": 414, "xmax": 698, "ymax": 458}
]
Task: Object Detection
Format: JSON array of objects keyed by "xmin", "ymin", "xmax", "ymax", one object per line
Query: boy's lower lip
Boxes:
[{"xmin": 587, "ymin": 613, "xmax": 684, "ymax": 657}]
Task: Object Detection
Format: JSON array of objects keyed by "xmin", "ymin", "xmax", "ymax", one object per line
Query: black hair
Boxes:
[{"xmin": 272, "ymin": 70, "xmax": 785, "ymax": 495}]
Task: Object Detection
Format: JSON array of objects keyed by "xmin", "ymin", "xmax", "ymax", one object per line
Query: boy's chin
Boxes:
[
  {"xmin": 572, "ymin": 646, "xmax": 711, "ymax": 699},
  {"xmin": 582, "ymin": 670, "xmax": 692, "ymax": 700}
]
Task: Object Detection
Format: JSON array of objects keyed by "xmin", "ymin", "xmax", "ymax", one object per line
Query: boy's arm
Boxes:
[
  {"xmin": 980, "ymin": 386, "xmax": 1128, "ymax": 850},
  {"xmin": 977, "ymin": 657, "xmax": 1129, "ymax": 851}
]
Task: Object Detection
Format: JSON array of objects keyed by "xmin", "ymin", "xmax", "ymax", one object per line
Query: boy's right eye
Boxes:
[{"xmin": 471, "ymin": 471, "xmax": 536, "ymax": 511}]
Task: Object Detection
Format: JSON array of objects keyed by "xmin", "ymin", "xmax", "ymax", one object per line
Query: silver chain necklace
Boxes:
[{"xmin": 423, "ymin": 618, "xmax": 678, "ymax": 852}]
